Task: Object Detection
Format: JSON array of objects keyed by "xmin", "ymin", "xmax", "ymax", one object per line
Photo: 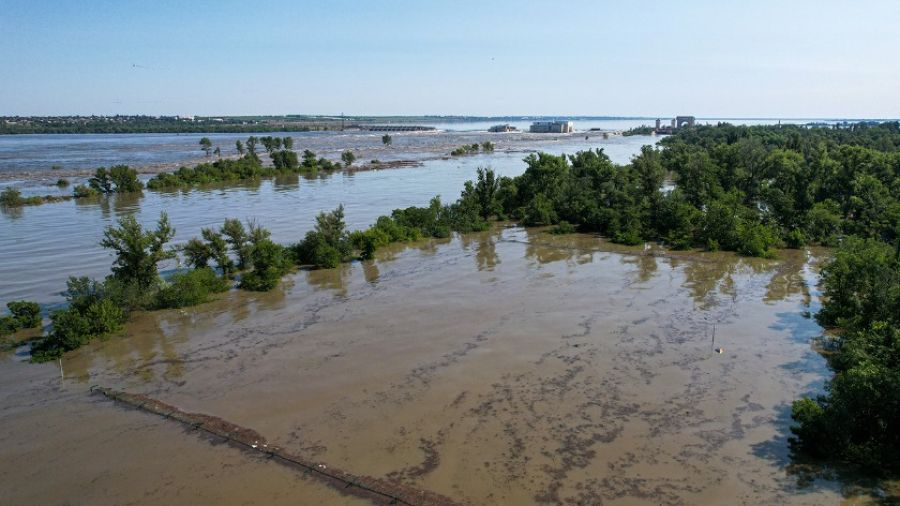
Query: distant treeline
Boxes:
[{"xmin": 0, "ymin": 116, "xmax": 342, "ymax": 134}]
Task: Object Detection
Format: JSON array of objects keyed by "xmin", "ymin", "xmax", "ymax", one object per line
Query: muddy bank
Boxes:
[{"xmin": 0, "ymin": 228, "xmax": 889, "ymax": 504}]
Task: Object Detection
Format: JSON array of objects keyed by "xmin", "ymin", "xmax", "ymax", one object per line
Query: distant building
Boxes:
[
  {"xmin": 529, "ymin": 121, "xmax": 574, "ymax": 133},
  {"xmin": 489, "ymin": 124, "xmax": 517, "ymax": 133},
  {"xmin": 653, "ymin": 115, "xmax": 695, "ymax": 134},
  {"xmin": 675, "ymin": 116, "xmax": 695, "ymax": 128}
]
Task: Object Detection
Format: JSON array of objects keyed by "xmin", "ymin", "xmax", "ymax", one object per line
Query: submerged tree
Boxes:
[
  {"xmin": 341, "ymin": 150, "xmax": 356, "ymax": 167},
  {"xmin": 100, "ymin": 212, "xmax": 176, "ymax": 287},
  {"xmin": 199, "ymin": 137, "xmax": 213, "ymax": 157}
]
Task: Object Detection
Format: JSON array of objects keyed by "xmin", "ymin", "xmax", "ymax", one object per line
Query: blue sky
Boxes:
[{"xmin": 1, "ymin": 0, "xmax": 898, "ymax": 118}]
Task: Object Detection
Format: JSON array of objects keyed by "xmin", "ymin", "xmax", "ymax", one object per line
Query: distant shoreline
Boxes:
[{"xmin": 0, "ymin": 130, "xmax": 630, "ymax": 184}]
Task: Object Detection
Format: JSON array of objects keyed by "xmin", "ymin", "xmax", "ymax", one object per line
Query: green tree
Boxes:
[
  {"xmin": 341, "ymin": 150, "xmax": 356, "ymax": 167},
  {"xmin": 222, "ymin": 218, "xmax": 250, "ymax": 269},
  {"xmin": 89, "ymin": 167, "xmax": 113, "ymax": 194},
  {"xmin": 202, "ymin": 227, "xmax": 233, "ymax": 277},
  {"xmin": 282, "ymin": 136, "xmax": 294, "ymax": 150},
  {"xmin": 235, "ymin": 139, "xmax": 245, "ymax": 156},
  {"xmin": 182, "ymin": 237, "xmax": 211, "ymax": 268},
  {"xmin": 0, "ymin": 187, "xmax": 24, "ymax": 207},
  {"xmin": 240, "ymin": 239, "xmax": 289, "ymax": 291},
  {"xmin": 199, "ymin": 137, "xmax": 213, "ymax": 156},
  {"xmin": 100, "ymin": 212, "xmax": 176, "ymax": 287},
  {"xmin": 382, "ymin": 134, "xmax": 392, "ymax": 146},
  {"xmin": 109, "ymin": 165, "xmax": 143, "ymax": 193}
]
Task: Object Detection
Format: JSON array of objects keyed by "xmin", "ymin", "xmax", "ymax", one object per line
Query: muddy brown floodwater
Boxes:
[{"xmin": 0, "ymin": 227, "xmax": 877, "ymax": 504}]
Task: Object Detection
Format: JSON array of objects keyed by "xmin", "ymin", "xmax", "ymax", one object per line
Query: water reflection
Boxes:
[
  {"xmin": 460, "ymin": 230, "xmax": 502, "ymax": 272},
  {"xmin": 112, "ymin": 191, "xmax": 143, "ymax": 215},
  {"xmin": 676, "ymin": 254, "xmax": 738, "ymax": 309},
  {"xmin": 272, "ymin": 173, "xmax": 300, "ymax": 192},
  {"xmin": 306, "ymin": 263, "xmax": 352, "ymax": 297},
  {"xmin": 0, "ymin": 205, "xmax": 23, "ymax": 219},
  {"xmin": 361, "ymin": 260, "xmax": 380, "ymax": 285},
  {"xmin": 621, "ymin": 253, "xmax": 658, "ymax": 283},
  {"xmin": 523, "ymin": 228, "xmax": 599, "ymax": 266},
  {"xmin": 764, "ymin": 251, "xmax": 810, "ymax": 305}
]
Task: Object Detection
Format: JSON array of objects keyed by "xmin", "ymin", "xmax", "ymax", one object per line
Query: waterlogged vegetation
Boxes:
[
  {"xmin": 450, "ymin": 141, "xmax": 494, "ymax": 156},
  {"xmin": 0, "ymin": 300, "xmax": 41, "ymax": 337},
  {"xmin": 146, "ymin": 135, "xmax": 340, "ymax": 190},
  {"xmin": 790, "ymin": 237, "xmax": 900, "ymax": 473},
  {"xmin": 0, "ymin": 187, "xmax": 70, "ymax": 207},
  {"xmin": 2, "ymin": 136, "xmax": 347, "ymax": 209},
  {"xmin": 9, "ymin": 122, "xmax": 900, "ymax": 478},
  {"xmin": 0, "ymin": 165, "xmax": 143, "ymax": 208}
]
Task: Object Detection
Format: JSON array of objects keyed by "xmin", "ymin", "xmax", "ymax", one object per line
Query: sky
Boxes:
[{"xmin": 1, "ymin": 0, "xmax": 898, "ymax": 118}]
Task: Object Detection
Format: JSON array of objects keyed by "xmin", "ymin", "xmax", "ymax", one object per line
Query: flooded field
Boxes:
[
  {"xmin": 0, "ymin": 134, "xmax": 654, "ymax": 306},
  {"xmin": 0, "ymin": 227, "xmax": 866, "ymax": 505}
]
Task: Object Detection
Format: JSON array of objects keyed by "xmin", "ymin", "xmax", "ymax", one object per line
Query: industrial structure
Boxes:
[
  {"xmin": 653, "ymin": 116, "xmax": 695, "ymax": 134},
  {"xmin": 529, "ymin": 120, "xmax": 575, "ymax": 133},
  {"xmin": 488, "ymin": 124, "xmax": 518, "ymax": 133}
]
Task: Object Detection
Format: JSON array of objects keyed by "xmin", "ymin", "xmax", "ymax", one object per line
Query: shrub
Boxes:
[
  {"xmin": 550, "ymin": 221, "xmax": 576, "ymax": 234},
  {"xmin": 73, "ymin": 184, "xmax": 99, "ymax": 198},
  {"xmin": 293, "ymin": 206, "xmax": 350, "ymax": 268},
  {"xmin": 0, "ymin": 316, "xmax": 20, "ymax": 336},
  {"xmin": 0, "ymin": 187, "xmax": 23, "ymax": 206},
  {"xmin": 785, "ymin": 229, "xmax": 807, "ymax": 249},
  {"xmin": 240, "ymin": 239, "xmax": 290, "ymax": 291},
  {"xmin": 7, "ymin": 301, "xmax": 41, "ymax": 329},
  {"xmin": 101, "ymin": 212, "xmax": 176, "ymax": 288},
  {"xmin": 156, "ymin": 267, "xmax": 229, "ymax": 308},
  {"xmin": 736, "ymin": 222, "xmax": 777, "ymax": 258},
  {"xmin": 84, "ymin": 299, "xmax": 125, "ymax": 335},
  {"xmin": 44, "ymin": 308, "xmax": 93, "ymax": 352},
  {"xmin": 109, "ymin": 165, "xmax": 143, "ymax": 193},
  {"xmin": 341, "ymin": 150, "xmax": 356, "ymax": 167},
  {"xmin": 56, "ymin": 178, "xmax": 70, "ymax": 188},
  {"xmin": 523, "ymin": 193, "xmax": 557, "ymax": 226}
]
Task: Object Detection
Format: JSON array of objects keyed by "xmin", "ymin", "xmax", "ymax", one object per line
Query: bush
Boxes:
[
  {"xmin": 84, "ymin": 299, "xmax": 125, "ymax": 335},
  {"xmin": 73, "ymin": 184, "xmax": 99, "ymax": 198},
  {"xmin": 293, "ymin": 206, "xmax": 350, "ymax": 268},
  {"xmin": 56, "ymin": 178, "xmax": 70, "ymax": 188},
  {"xmin": 240, "ymin": 239, "xmax": 290, "ymax": 291},
  {"xmin": 295, "ymin": 231, "xmax": 341, "ymax": 268},
  {"xmin": 156, "ymin": 267, "xmax": 230, "ymax": 308},
  {"xmin": 0, "ymin": 316, "xmax": 20, "ymax": 336},
  {"xmin": 785, "ymin": 229, "xmax": 807, "ymax": 249},
  {"xmin": 7, "ymin": 301, "xmax": 41, "ymax": 329},
  {"xmin": 44, "ymin": 308, "xmax": 93, "ymax": 352},
  {"xmin": 550, "ymin": 221, "xmax": 576, "ymax": 234},
  {"xmin": 109, "ymin": 165, "xmax": 143, "ymax": 193},
  {"xmin": 0, "ymin": 187, "xmax": 23, "ymax": 206},
  {"xmin": 523, "ymin": 193, "xmax": 557, "ymax": 226},
  {"xmin": 736, "ymin": 222, "xmax": 777, "ymax": 258}
]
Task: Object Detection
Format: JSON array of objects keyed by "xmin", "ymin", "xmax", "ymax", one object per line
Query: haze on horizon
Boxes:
[{"xmin": 1, "ymin": 0, "xmax": 898, "ymax": 119}]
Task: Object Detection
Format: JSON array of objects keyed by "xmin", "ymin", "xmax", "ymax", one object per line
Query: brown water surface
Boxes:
[{"xmin": 0, "ymin": 228, "xmax": 883, "ymax": 504}]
